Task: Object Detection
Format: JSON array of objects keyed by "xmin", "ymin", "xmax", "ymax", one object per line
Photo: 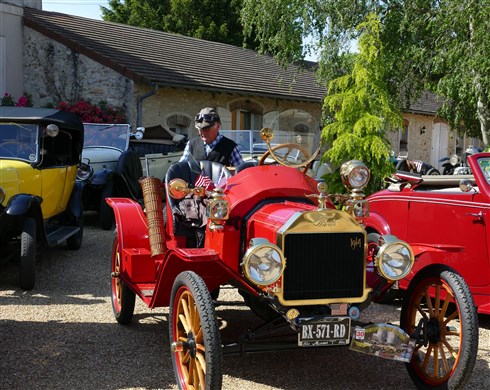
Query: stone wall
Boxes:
[
  {"xmin": 23, "ymin": 28, "xmax": 133, "ymax": 116},
  {"xmin": 134, "ymin": 84, "xmax": 322, "ymax": 139}
]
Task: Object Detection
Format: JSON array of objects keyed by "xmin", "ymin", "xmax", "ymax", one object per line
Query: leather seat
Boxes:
[
  {"xmin": 235, "ymin": 160, "xmax": 258, "ymax": 174},
  {"xmin": 115, "ymin": 150, "xmax": 143, "ymax": 199}
]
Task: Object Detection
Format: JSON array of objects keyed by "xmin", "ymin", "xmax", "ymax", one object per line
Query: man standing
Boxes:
[{"xmin": 179, "ymin": 107, "xmax": 244, "ymax": 167}]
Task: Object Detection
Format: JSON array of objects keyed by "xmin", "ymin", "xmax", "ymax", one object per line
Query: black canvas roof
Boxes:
[{"xmin": 0, "ymin": 106, "xmax": 83, "ymax": 131}]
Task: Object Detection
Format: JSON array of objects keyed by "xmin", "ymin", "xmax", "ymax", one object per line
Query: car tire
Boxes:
[
  {"xmin": 100, "ymin": 181, "xmax": 115, "ymax": 231},
  {"xmin": 20, "ymin": 217, "xmax": 36, "ymax": 290},
  {"xmin": 111, "ymin": 230, "xmax": 136, "ymax": 325},
  {"xmin": 169, "ymin": 271, "xmax": 222, "ymax": 390},
  {"xmin": 426, "ymin": 167, "xmax": 440, "ymax": 175},
  {"xmin": 400, "ymin": 265, "xmax": 478, "ymax": 389}
]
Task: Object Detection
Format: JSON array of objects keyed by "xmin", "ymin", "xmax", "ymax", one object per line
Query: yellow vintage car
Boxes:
[{"xmin": 0, "ymin": 107, "xmax": 86, "ymax": 289}]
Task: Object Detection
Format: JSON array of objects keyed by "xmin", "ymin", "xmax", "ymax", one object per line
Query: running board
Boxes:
[{"xmin": 46, "ymin": 226, "xmax": 80, "ymax": 246}]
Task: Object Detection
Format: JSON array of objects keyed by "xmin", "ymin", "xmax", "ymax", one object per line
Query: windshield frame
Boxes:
[{"xmin": 0, "ymin": 123, "xmax": 40, "ymax": 163}]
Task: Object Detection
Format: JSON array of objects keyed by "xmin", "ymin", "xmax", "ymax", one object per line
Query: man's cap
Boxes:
[{"xmin": 195, "ymin": 107, "xmax": 220, "ymax": 130}]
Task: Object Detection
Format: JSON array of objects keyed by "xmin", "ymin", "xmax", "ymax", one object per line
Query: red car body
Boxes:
[{"xmin": 365, "ymin": 152, "xmax": 490, "ymax": 315}]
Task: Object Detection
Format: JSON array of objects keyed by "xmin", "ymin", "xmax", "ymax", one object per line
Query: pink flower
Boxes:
[{"xmin": 16, "ymin": 96, "xmax": 29, "ymax": 107}]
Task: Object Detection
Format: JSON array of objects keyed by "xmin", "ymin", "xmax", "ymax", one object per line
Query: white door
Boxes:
[{"xmin": 431, "ymin": 123, "xmax": 449, "ymax": 170}]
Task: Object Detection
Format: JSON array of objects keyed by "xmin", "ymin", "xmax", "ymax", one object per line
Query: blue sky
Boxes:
[{"xmin": 42, "ymin": 0, "xmax": 107, "ymax": 20}]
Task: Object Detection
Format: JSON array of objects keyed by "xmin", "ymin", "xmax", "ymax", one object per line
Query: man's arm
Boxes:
[
  {"xmin": 230, "ymin": 145, "xmax": 244, "ymax": 167},
  {"xmin": 179, "ymin": 141, "xmax": 191, "ymax": 162}
]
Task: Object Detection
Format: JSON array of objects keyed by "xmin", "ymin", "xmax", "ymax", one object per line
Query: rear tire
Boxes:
[
  {"xmin": 20, "ymin": 217, "xmax": 36, "ymax": 290},
  {"xmin": 111, "ymin": 230, "xmax": 135, "ymax": 324}
]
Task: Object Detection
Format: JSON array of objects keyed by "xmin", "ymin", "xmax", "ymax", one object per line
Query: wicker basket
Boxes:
[{"xmin": 140, "ymin": 176, "xmax": 166, "ymax": 256}]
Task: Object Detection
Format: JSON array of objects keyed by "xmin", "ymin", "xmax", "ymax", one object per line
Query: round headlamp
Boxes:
[
  {"xmin": 449, "ymin": 154, "xmax": 460, "ymax": 166},
  {"xmin": 242, "ymin": 239, "xmax": 285, "ymax": 286},
  {"xmin": 374, "ymin": 235, "xmax": 414, "ymax": 281},
  {"xmin": 340, "ymin": 160, "xmax": 371, "ymax": 190},
  {"xmin": 208, "ymin": 200, "xmax": 229, "ymax": 219},
  {"xmin": 77, "ymin": 163, "xmax": 93, "ymax": 181},
  {"xmin": 133, "ymin": 127, "xmax": 145, "ymax": 140},
  {"xmin": 0, "ymin": 186, "xmax": 5, "ymax": 204},
  {"xmin": 45, "ymin": 124, "xmax": 59, "ymax": 137}
]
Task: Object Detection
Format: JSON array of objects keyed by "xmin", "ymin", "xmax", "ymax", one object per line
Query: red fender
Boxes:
[{"xmin": 106, "ymin": 197, "xmax": 150, "ymax": 252}]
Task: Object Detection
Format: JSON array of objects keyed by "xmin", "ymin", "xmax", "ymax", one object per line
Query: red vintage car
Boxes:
[
  {"xmin": 365, "ymin": 152, "xmax": 490, "ymax": 316},
  {"xmin": 107, "ymin": 110, "xmax": 478, "ymax": 390}
]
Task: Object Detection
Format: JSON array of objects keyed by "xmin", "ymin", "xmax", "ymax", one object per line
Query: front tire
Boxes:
[
  {"xmin": 400, "ymin": 265, "xmax": 478, "ymax": 389},
  {"xmin": 20, "ymin": 217, "xmax": 36, "ymax": 290},
  {"xmin": 169, "ymin": 271, "xmax": 222, "ymax": 390},
  {"xmin": 111, "ymin": 230, "xmax": 135, "ymax": 325}
]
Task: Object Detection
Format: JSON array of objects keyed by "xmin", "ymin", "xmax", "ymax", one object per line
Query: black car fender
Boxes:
[
  {"xmin": 5, "ymin": 193, "xmax": 43, "ymax": 217},
  {"xmin": 1, "ymin": 194, "xmax": 43, "ymax": 238},
  {"xmin": 68, "ymin": 181, "xmax": 85, "ymax": 218}
]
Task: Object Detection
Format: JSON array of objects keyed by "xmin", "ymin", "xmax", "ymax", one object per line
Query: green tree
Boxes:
[
  {"xmin": 323, "ymin": 14, "xmax": 398, "ymax": 194},
  {"xmin": 241, "ymin": 0, "xmax": 490, "ymax": 146},
  {"xmin": 102, "ymin": 0, "xmax": 255, "ymax": 48}
]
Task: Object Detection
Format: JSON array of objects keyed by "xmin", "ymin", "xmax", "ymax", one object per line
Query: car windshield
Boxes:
[
  {"xmin": 83, "ymin": 123, "xmax": 130, "ymax": 151},
  {"xmin": 478, "ymin": 157, "xmax": 490, "ymax": 182},
  {"xmin": 220, "ymin": 130, "xmax": 298, "ymax": 155},
  {"xmin": 0, "ymin": 123, "xmax": 39, "ymax": 162}
]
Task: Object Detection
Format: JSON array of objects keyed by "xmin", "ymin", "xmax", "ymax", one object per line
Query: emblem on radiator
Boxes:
[{"xmin": 351, "ymin": 237, "xmax": 362, "ymax": 251}]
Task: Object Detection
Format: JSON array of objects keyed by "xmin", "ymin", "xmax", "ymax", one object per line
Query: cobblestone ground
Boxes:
[{"xmin": 1, "ymin": 212, "xmax": 489, "ymax": 389}]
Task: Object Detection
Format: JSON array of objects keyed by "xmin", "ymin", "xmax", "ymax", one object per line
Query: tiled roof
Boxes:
[
  {"xmin": 23, "ymin": 7, "xmax": 325, "ymax": 102},
  {"xmin": 407, "ymin": 91, "xmax": 443, "ymax": 115}
]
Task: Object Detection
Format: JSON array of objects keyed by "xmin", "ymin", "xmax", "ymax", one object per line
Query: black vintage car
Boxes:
[
  {"xmin": 80, "ymin": 123, "xmax": 184, "ymax": 230},
  {"xmin": 0, "ymin": 107, "xmax": 85, "ymax": 289}
]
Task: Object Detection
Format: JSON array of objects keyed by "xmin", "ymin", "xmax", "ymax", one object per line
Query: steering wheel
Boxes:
[{"xmin": 258, "ymin": 143, "xmax": 312, "ymax": 172}]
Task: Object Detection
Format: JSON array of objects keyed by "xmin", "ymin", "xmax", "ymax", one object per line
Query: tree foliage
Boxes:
[
  {"xmin": 241, "ymin": 0, "xmax": 490, "ymax": 146},
  {"xmin": 322, "ymin": 14, "xmax": 398, "ymax": 194},
  {"xmin": 101, "ymin": 0, "xmax": 255, "ymax": 48}
]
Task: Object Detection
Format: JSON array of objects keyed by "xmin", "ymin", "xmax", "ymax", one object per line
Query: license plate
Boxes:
[{"xmin": 298, "ymin": 317, "xmax": 351, "ymax": 347}]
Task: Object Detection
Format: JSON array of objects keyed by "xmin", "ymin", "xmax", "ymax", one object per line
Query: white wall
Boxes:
[{"xmin": 0, "ymin": 2, "xmax": 25, "ymax": 99}]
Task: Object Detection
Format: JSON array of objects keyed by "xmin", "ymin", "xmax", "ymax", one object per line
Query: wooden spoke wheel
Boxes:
[
  {"xmin": 110, "ymin": 230, "xmax": 135, "ymax": 325},
  {"xmin": 400, "ymin": 265, "xmax": 478, "ymax": 389},
  {"xmin": 169, "ymin": 271, "xmax": 222, "ymax": 390}
]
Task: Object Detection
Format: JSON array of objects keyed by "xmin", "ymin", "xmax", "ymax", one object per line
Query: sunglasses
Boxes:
[{"xmin": 195, "ymin": 113, "xmax": 218, "ymax": 123}]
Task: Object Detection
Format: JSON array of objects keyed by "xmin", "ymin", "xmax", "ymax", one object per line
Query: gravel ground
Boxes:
[{"xmin": 1, "ymin": 211, "xmax": 489, "ymax": 389}]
